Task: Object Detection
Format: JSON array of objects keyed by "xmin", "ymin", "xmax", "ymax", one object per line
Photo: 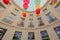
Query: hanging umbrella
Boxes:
[
  {"xmin": 3, "ymin": 0, "xmax": 10, "ymax": 5},
  {"xmin": 23, "ymin": 0, "xmax": 30, "ymax": 4}
]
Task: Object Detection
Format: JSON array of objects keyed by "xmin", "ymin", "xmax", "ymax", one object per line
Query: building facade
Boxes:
[{"xmin": 0, "ymin": 0, "xmax": 60, "ymax": 40}]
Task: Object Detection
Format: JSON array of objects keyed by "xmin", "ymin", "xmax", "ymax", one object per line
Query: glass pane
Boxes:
[
  {"xmin": 17, "ymin": 17, "xmax": 25, "ymax": 27},
  {"xmin": 46, "ymin": 13, "xmax": 56, "ymax": 23},
  {"xmin": 3, "ymin": 13, "xmax": 15, "ymax": 24},
  {"xmin": 17, "ymin": 21, "xmax": 24, "ymax": 27},
  {"xmin": 40, "ymin": 30, "xmax": 50, "ymax": 40},
  {"xmin": 15, "ymin": 8, "xmax": 19, "ymax": 12},
  {"xmin": 28, "ymin": 32, "xmax": 35, "ymax": 40},
  {"xmin": 54, "ymin": 26, "xmax": 60, "ymax": 38},
  {"xmin": 13, "ymin": 31, "xmax": 22, "ymax": 40},
  {"xmin": 43, "ymin": 8, "xmax": 47, "ymax": 12},
  {"xmin": 55, "ymin": 3, "xmax": 60, "ymax": 12},
  {"xmin": 29, "ymin": 20, "xmax": 34, "ymax": 27},
  {"xmin": 0, "ymin": 27, "xmax": 7, "ymax": 40},
  {"xmin": 50, "ymin": 0, "xmax": 57, "ymax": 5},
  {"xmin": 0, "ymin": 3, "xmax": 5, "ymax": 11},
  {"xmin": 38, "ymin": 17, "xmax": 44, "ymax": 26}
]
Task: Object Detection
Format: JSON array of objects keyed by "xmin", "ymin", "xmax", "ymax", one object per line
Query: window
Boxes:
[
  {"xmin": 29, "ymin": 19, "xmax": 33, "ymax": 20},
  {"xmin": 13, "ymin": 31, "xmax": 22, "ymax": 40},
  {"xmin": 0, "ymin": 27, "xmax": 7, "ymax": 40},
  {"xmin": 38, "ymin": 17, "xmax": 44, "ymax": 26},
  {"xmin": 15, "ymin": 8, "xmax": 19, "ymax": 12},
  {"xmin": 50, "ymin": 0, "xmax": 57, "ymax": 5},
  {"xmin": 50, "ymin": 2, "xmax": 53, "ymax": 5},
  {"xmin": 17, "ymin": 20, "xmax": 24, "ymax": 27},
  {"xmin": 28, "ymin": 32, "xmax": 35, "ymax": 40},
  {"xmin": 29, "ymin": 14, "xmax": 33, "ymax": 16},
  {"xmin": 40, "ymin": 30, "xmax": 50, "ymax": 40},
  {"xmin": 3, "ymin": 13, "xmax": 16, "ymax": 24},
  {"xmin": 29, "ymin": 14, "xmax": 33, "ymax": 21},
  {"xmin": 46, "ymin": 12, "xmax": 57, "ymax": 23},
  {"xmin": 0, "ymin": 3, "xmax": 5, "ymax": 11},
  {"xmin": 0, "ymin": 6, "xmax": 3, "ymax": 11},
  {"xmin": 17, "ymin": 17, "xmax": 25, "ymax": 27},
  {"xmin": 9, "ymin": 2, "xmax": 11, "ymax": 5},
  {"xmin": 28, "ymin": 19, "xmax": 34, "ymax": 27},
  {"xmin": 43, "ymin": 8, "xmax": 47, "ymax": 12},
  {"xmin": 55, "ymin": 3, "xmax": 60, "ymax": 12},
  {"xmin": 54, "ymin": 26, "xmax": 60, "ymax": 38}
]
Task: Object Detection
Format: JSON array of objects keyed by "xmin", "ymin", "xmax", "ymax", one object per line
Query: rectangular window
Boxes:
[
  {"xmin": 17, "ymin": 20, "xmax": 24, "ymax": 27},
  {"xmin": 9, "ymin": 2, "xmax": 11, "ymax": 5},
  {"xmin": 15, "ymin": 8, "xmax": 19, "ymax": 12},
  {"xmin": 28, "ymin": 19, "xmax": 34, "ymax": 27},
  {"xmin": 50, "ymin": 2, "xmax": 53, "ymax": 5},
  {"xmin": 29, "ymin": 14, "xmax": 33, "ymax": 16},
  {"xmin": 0, "ymin": 3, "xmax": 5, "ymax": 11},
  {"xmin": 13, "ymin": 31, "xmax": 22, "ymax": 40},
  {"xmin": 38, "ymin": 17, "xmax": 44, "ymax": 26},
  {"xmin": 3, "ymin": 13, "xmax": 16, "ymax": 24},
  {"xmin": 0, "ymin": 27, "xmax": 7, "ymax": 40},
  {"xmin": 46, "ymin": 12, "xmax": 57, "ymax": 23},
  {"xmin": 55, "ymin": 2, "xmax": 60, "ymax": 12},
  {"xmin": 17, "ymin": 17, "xmax": 25, "ymax": 27},
  {"xmin": 50, "ymin": 0, "xmax": 57, "ymax": 5},
  {"xmin": 40, "ymin": 30, "xmax": 50, "ymax": 40},
  {"xmin": 28, "ymin": 32, "xmax": 35, "ymax": 40},
  {"xmin": 43, "ymin": 8, "xmax": 47, "ymax": 12},
  {"xmin": 54, "ymin": 26, "xmax": 60, "ymax": 38}
]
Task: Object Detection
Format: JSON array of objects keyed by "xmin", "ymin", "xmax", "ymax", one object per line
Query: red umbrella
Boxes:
[
  {"xmin": 3, "ymin": 0, "xmax": 10, "ymax": 5},
  {"xmin": 23, "ymin": 12, "xmax": 27, "ymax": 17},
  {"xmin": 36, "ymin": 8, "xmax": 40, "ymax": 14},
  {"xmin": 23, "ymin": 3, "xmax": 28, "ymax": 9}
]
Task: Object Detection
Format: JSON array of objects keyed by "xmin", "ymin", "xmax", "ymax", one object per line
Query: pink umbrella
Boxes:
[{"xmin": 23, "ymin": 0, "xmax": 30, "ymax": 4}]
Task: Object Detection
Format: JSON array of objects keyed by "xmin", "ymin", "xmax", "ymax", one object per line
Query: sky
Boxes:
[{"xmin": 13, "ymin": 0, "xmax": 48, "ymax": 11}]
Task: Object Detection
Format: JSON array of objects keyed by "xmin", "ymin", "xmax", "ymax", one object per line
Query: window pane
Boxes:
[
  {"xmin": 13, "ymin": 31, "xmax": 22, "ymax": 40},
  {"xmin": 43, "ymin": 8, "xmax": 47, "ymax": 12},
  {"xmin": 0, "ymin": 27, "xmax": 7, "ymax": 40},
  {"xmin": 3, "ymin": 13, "xmax": 15, "ymax": 24},
  {"xmin": 0, "ymin": 3, "xmax": 5, "ymax": 11},
  {"xmin": 29, "ymin": 14, "xmax": 33, "ymax": 16},
  {"xmin": 50, "ymin": 0, "xmax": 57, "ymax": 6},
  {"xmin": 15, "ymin": 8, "xmax": 19, "ymax": 12},
  {"xmin": 55, "ymin": 3, "xmax": 60, "ymax": 12},
  {"xmin": 28, "ymin": 20, "xmax": 34, "ymax": 27},
  {"xmin": 46, "ymin": 13, "xmax": 57, "ymax": 23},
  {"xmin": 17, "ymin": 21, "xmax": 24, "ymax": 27},
  {"xmin": 38, "ymin": 17, "xmax": 44, "ymax": 26},
  {"xmin": 28, "ymin": 32, "xmax": 35, "ymax": 40},
  {"xmin": 40, "ymin": 30, "xmax": 50, "ymax": 40},
  {"xmin": 17, "ymin": 17, "xmax": 25, "ymax": 27},
  {"xmin": 54, "ymin": 26, "xmax": 60, "ymax": 38}
]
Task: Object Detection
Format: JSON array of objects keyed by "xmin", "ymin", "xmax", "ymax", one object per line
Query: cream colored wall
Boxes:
[
  {"xmin": 0, "ymin": 21, "xmax": 60, "ymax": 40},
  {"xmin": 0, "ymin": 0, "xmax": 60, "ymax": 40}
]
